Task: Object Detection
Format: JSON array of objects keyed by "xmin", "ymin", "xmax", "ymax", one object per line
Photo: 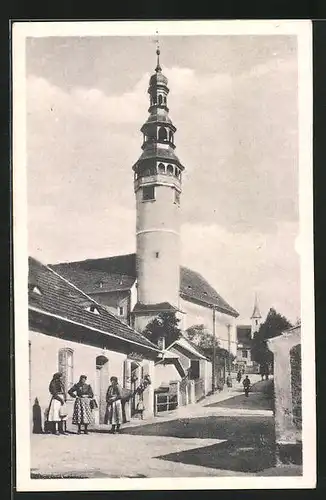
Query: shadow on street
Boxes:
[
  {"xmin": 204, "ymin": 380, "xmax": 274, "ymax": 411},
  {"xmin": 121, "ymin": 415, "xmax": 276, "ymax": 473}
]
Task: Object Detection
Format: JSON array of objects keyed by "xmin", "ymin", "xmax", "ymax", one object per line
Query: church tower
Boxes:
[
  {"xmin": 251, "ymin": 293, "xmax": 262, "ymax": 338},
  {"xmin": 132, "ymin": 48, "xmax": 185, "ymax": 330}
]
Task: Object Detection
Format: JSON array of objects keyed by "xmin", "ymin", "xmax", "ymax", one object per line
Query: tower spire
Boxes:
[
  {"xmin": 250, "ymin": 292, "xmax": 262, "ymax": 337},
  {"xmin": 251, "ymin": 292, "xmax": 262, "ymax": 319},
  {"xmin": 155, "ymin": 31, "xmax": 161, "ymax": 72}
]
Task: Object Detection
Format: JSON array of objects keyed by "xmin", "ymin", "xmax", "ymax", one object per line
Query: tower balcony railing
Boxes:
[{"xmin": 134, "ymin": 174, "xmax": 181, "ymax": 192}]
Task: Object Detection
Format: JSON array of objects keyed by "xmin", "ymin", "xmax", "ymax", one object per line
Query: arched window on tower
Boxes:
[
  {"xmin": 158, "ymin": 127, "xmax": 167, "ymax": 142},
  {"xmin": 164, "ymin": 96, "xmax": 167, "ymax": 104},
  {"xmin": 158, "ymin": 163, "xmax": 165, "ymax": 174},
  {"xmin": 153, "ymin": 95, "xmax": 157, "ymax": 105},
  {"xmin": 169, "ymin": 131, "xmax": 173, "ymax": 143},
  {"xmin": 175, "ymin": 167, "xmax": 179, "ymax": 178},
  {"xmin": 167, "ymin": 164, "xmax": 174, "ymax": 176},
  {"xmin": 158, "ymin": 95, "xmax": 163, "ymax": 105}
]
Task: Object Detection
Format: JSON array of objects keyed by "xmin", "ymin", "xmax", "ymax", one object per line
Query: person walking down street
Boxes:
[
  {"xmin": 47, "ymin": 372, "xmax": 68, "ymax": 435},
  {"xmin": 243, "ymin": 375, "xmax": 251, "ymax": 397},
  {"xmin": 68, "ymin": 375, "xmax": 94, "ymax": 434},
  {"xmin": 106, "ymin": 376, "xmax": 123, "ymax": 434},
  {"xmin": 226, "ymin": 373, "xmax": 232, "ymax": 389},
  {"xmin": 236, "ymin": 370, "xmax": 242, "ymax": 383}
]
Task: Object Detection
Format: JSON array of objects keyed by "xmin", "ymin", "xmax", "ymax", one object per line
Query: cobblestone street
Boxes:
[{"xmin": 30, "ymin": 379, "xmax": 302, "ymax": 479}]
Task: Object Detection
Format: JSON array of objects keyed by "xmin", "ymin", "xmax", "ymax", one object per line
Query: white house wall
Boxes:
[
  {"xmin": 154, "ymin": 363, "xmax": 181, "ymax": 389},
  {"xmin": 29, "ymin": 329, "xmax": 155, "ymax": 428},
  {"xmin": 179, "ymin": 298, "xmax": 237, "ymax": 356}
]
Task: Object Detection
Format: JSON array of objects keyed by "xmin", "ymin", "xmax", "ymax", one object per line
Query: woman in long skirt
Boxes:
[
  {"xmin": 68, "ymin": 375, "xmax": 94, "ymax": 434},
  {"xmin": 106, "ymin": 376, "xmax": 123, "ymax": 434},
  {"xmin": 47, "ymin": 372, "xmax": 68, "ymax": 435}
]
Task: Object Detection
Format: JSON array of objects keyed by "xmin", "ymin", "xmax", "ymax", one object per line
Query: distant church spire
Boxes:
[
  {"xmin": 251, "ymin": 293, "xmax": 262, "ymax": 319},
  {"xmin": 250, "ymin": 293, "xmax": 262, "ymax": 337}
]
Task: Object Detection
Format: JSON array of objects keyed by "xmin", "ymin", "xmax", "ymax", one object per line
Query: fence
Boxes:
[{"xmin": 154, "ymin": 392, "xmax": 178, "ymax": 415}]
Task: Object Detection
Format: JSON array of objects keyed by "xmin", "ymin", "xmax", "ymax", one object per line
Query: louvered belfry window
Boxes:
[{"xmin": 58, "ymin": 348, "xmax": 74, "ymax": 393}]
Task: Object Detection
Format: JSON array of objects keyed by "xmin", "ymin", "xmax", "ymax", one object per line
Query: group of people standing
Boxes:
[{"xmin": 47, "ymin": 372, "xmax": 124, "ymax": 435}]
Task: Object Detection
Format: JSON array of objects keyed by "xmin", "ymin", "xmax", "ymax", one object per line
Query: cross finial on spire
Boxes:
[{"xmin": 155, "ymin": 30, "xmax": 162, "ymax": 72}]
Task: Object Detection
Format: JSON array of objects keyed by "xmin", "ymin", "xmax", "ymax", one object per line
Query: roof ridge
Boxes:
[{"xmin": 50, "ymin": 253, "xmax": 136, "ymax": 267}]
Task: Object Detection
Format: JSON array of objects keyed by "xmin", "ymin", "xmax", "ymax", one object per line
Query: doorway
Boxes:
[
  {"xmin": 95, "ymin": 355, "xmax": 109, "ymax": 424},
  {"xmin": 130, "ymin": 361, "xmax": 143, "ymax": 417}
]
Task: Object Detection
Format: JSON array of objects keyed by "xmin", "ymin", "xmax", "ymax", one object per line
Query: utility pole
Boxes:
[
  {"xmin": 227, "ymin": 323, "xmax": 231, "ymax": 374},
  {"xmin": 212, "ymin": 307, "xmax": 216, "ymax": 393}
]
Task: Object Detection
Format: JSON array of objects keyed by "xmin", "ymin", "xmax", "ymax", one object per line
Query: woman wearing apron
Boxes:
[{"xmin": 47, "ymin": 372, "xmax": 68, "ymax": 435}]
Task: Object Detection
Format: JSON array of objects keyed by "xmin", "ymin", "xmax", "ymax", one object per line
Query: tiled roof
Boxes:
[
  {"xmin": 50, "ymin": 253, "xmax": 239, "ymax": 318},
  {"xmin": 180, "ymin": 267, "xmax": 239, "ymax": 317},
  {"xmin": 29, "ymin": 257, "xmax": 159, "ymax": 352},
  {"xmin": 137, "ymin": 144, "xmax": 183, "ymax": 166},
  {"xmin": 133, "ymin": 302, "xmax": 179, "ymax": 313}
]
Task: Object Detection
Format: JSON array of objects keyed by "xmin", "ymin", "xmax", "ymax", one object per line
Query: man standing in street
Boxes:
[{"xmin": 243, "ymin": 375, "xmax": 251, "ymax": 397}]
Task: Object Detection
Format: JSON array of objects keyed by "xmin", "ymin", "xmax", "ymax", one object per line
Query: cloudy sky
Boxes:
[{"xmin": 26, "ymin": 34, "xmax": 300, "ymax": 323}]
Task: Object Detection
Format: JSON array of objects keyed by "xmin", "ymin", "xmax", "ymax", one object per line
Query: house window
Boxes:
[
  {"xmin": 58, "ymin": 348, "xmax": 74, "ymax": 394},
  {"xmin": 255, "ymin": 319, "xmax": 258, "ymax": 325},
  {"xmin": 142, "ymin": 185, "xmax": 155, "ymax": 201},
  {"xmin": 118, "ymin": 306, "xmax": 124, "ymax": 316},
  {"xmin": 242, "ymin": 350, "xmax": 248, "ymax": 359},
  {"xmin": 189, "ymin": 360, "xmax": 200, "ymax": 380},
  {"xmin": 174, "ymin": 190, "xmax": 180, "ymax": 205}
]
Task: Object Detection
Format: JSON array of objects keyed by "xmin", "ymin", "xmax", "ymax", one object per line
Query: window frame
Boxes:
[
  {"xmin": 142, "ymin": 185, "xmax": 155, "ymax": 202},
  {"xmin": 58, "ymin": 347, "xmax": 74, "ymax": 396}
]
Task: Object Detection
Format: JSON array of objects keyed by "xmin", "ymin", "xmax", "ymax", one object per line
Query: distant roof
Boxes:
[
  {"xmin": 29, "ymin": 257, "xmax": 159, "ymax": 352},
  {"xmin": 50, "ymin": 253, "xmax": 239, "ymax": 318},
  {"xmin": 133, "ymin": 302, "xmax": 179, "ymax": 314},
  {"xmin": 168, "ymin": 336, "xmax": 210, "ymax": 361}
]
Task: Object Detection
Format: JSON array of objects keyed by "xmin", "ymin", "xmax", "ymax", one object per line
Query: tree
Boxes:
[
  {"xmin": 142, "ymin": 312, "xmax": 182, "ymax": 348},
  {"xmin": 185, "ymin": 324, "xmax": 235, "ymax": 364},
  {"xmin": 251, "ymin": 308, "xmax": 292, "ymax": 373}
]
